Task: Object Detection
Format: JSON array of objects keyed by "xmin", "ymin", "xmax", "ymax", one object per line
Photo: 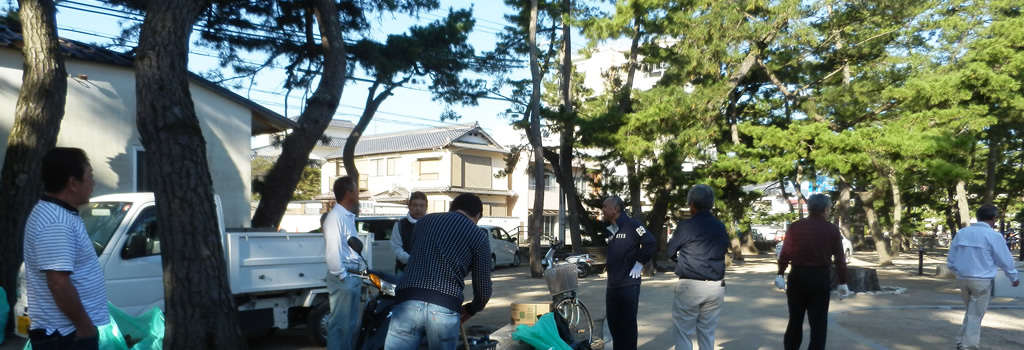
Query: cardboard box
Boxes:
[{"xmin": 510, "ymin": 302, "xmax": 551, "ymax": 326}]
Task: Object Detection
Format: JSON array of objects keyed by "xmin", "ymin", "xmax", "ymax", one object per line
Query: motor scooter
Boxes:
[
  {"xmin": 309, "ymin": 237, "xmax": 398, "ymax": 350},
  {"xmin": 541, "ymin": 240, "xmax": 594, "ymax": 278},
  {"xmin": 564, "ymin": 253, "xmax": 595, "ymax": 278}
]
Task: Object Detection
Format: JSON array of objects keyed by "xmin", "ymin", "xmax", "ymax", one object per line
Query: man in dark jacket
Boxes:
[
  {"xmin": 667, "ymin": 184, "xmax": 730, "ymax": 350},
  {"xmin": 601, "ymin": 195, "xmax": 656, "ymax": 350}
]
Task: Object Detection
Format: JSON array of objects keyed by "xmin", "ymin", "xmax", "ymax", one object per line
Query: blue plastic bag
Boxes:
[
  {"xmin": 23, "ymin": 302, "xmax": 163, "ymax": 350},
  {"xmin": 512, "ymin": 312, "xmax": 572, "ymax": 350},
  {"xmin": 1, "ymin": 287, "xmax": 8, "ymax": 345}
]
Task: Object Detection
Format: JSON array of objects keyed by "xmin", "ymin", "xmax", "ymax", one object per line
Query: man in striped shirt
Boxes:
[
  {"xmin": 385, "ymin": 193, "xmax": 492, "ymax": 350},
  {"xmin": 23, "ymin": 147, "xmax": 109, "ymax": 350}
]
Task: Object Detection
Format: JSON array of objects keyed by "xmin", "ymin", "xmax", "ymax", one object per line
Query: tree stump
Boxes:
[{"xmin": 844, "ymin": 267, "xmax": 881, "ymax": 292}]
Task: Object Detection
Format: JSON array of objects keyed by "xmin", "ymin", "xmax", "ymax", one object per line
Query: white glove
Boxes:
[
  {"xmin": 837, "ymin": 284, "xmax": 851, "ymax": 300},
  {"xmin": 629, "ymin": 262, "xmax": 643, "ymax": 278},
  {"xmin": 774, "ymin": 275, "xmax": 786, "ymax": 291}
]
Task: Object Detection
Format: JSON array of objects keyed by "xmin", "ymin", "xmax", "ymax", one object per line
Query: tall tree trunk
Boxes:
[
  {"xmin": 616, "ymin": 16, "xmax": 644, "ymax": 222},
  {"xmin": 887, "ymin": 172, "xmax": 903, "ymax": 257},
  {"xmin": 341, "ymin": 82, "xmax": 397, "ymax": 196},
  {"xmin": 778, "ymin": 177, "xmax": 795, "ymax": 214},
  {"xmin": 644, "ymin": 187, "xmax": 671, "ymax": 275},
  {"xmin": 858, "ymin": 188, "xmax": 892, "ymax": 266},
  {"xmin": 956, "ymin": 179, "xmax": 971, "ymax": 229},
  {"xmin": 250, "ymin": 0, "xmax": 347, "ymax": 228},
  {"xmin": 558, "ymin": 0, "xmax": 584, "ymax": 253},
  {"xmin": 837, "ymin": 179, "xmax": 854, "ymax": 243},
  {"xmin": 134, "ymin": 1, "xmax": 246, "ymax": 348},
  {"xmin": 0, "ymin": 0, "xmax": 67, "ymax": 328},
  {"xmin": 983, "ymin": 135, "xmax": 1000, "ymax": 205},
  {"xmin": 793, "ymin": 164, "xmax": 806, "ymax": 219},
  {"xmin": 527, "ymin": 0, "xmax": 546, "ymax": 278},
  {"xmin": 945, "ymin": 187, "xmax": 959, "ymax": 237}
]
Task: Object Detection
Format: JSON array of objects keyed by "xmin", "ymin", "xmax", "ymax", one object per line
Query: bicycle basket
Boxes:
[{"xmin": 544, "ymin": 263, "xmax": 579, "ymax": 295}]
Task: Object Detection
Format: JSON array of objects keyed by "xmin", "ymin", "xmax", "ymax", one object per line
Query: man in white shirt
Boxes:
[
  {"xmin": 946, "ymin": 204, "xmax": 1019, "ymax": 350},
  {"xmin": 323, "ymin": 176, "xmax": 364, "ymax": 350},
  {"xmin": 390, "ymin": 191, "xmax": 428, "ymax": 275}
]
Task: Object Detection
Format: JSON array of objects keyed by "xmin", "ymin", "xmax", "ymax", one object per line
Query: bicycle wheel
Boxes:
[{"xmin": 554, "ymin": 297, "xmax": 593, "ymax": 345}]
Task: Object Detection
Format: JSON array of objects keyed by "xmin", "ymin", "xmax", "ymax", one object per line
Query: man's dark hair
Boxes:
[
  {"xmin": 605, "ymin": 195, "xmax": 625, "ymax": 212},
  {"xmin": 449, "ymin": 193, "xmax": 483, "ymax": 218},
  {"xmin": 409, "ymin": 191, "xmax": 427, "ymax": 202},
  {"xmin": 806, "ymin": 194, "xmax": 832, "ymax": 216},
  {"xmin": 42, "ymin": 147, "xmax": 90, "ymax": 193},
  {"xmin": 976, "ymin": 204, "xmax": 999, "ymax": 222},
  {"xmin": 333, "ymin": 176, "xmax": 357, "ymax": 202}
]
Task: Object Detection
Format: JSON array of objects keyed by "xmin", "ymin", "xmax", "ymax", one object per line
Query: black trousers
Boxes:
[
  {"xmin": 28, "ymin": 328, "xmax": 99, "ymax": 350},
  {"xmin": 784, "ymin": 266, "xmax": 832, "ymax": 350},
  {"xmin": 606, "ymin": 284, "xmax": 641, "ymax": 350}
]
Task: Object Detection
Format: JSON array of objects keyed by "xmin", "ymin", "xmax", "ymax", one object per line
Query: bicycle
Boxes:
[{"xmin": 542, "ymin": 240, "xmax": 594, "ymax": 346}]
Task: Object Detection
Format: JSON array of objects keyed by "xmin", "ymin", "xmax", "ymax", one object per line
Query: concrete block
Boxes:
[{"xmin": 489, "ymin": 323, "xmax": 534, "ymax": 350}]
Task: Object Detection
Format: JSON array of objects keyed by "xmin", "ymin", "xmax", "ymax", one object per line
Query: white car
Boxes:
[
  {"xmin": 357, "ymin": 217, "xmax": 522, "ymax": 272},
  {"xmin": 775, "ymin": 234, "xmax": 853, "ymax": 264},
  {"xmin": 478, "ymin": 225, "xmax": 522, "ymax": 269}
]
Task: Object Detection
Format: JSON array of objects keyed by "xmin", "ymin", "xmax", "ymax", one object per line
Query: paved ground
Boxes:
[{"xmin": 3, "ymin": 250, "xmax": 1023, "ymax": 349}]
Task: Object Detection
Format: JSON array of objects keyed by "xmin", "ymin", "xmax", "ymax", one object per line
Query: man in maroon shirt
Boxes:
[{"xmin": 775, "ymin": 194, "xmax": 850, "ymax": 350}]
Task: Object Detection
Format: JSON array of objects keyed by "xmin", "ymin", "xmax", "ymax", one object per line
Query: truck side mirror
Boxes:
[{"xmin": 122, "ymin": 233, "xmax": 147, "ymax": 259}]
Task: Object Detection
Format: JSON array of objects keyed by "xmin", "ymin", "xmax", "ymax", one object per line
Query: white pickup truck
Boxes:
[{"xmin": 14, "ymin": 192, "xmax": 365, "ymax": 343}]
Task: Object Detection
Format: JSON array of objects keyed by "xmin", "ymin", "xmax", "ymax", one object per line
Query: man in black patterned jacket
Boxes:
[{"xmin": 384, "ymin": 193, "xmax": 492, "ymax": 350}]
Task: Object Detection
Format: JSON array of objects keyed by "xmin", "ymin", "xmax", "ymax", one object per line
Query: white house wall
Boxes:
[{"xmin": 1, "ymin": 50, "xmax": 253, "ymax": 228}]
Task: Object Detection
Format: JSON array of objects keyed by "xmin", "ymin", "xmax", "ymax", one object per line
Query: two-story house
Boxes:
[
  {"xmin": 322, "ymin": 122, "xmax": 515, "ymax": 217},
  {"xmin": 0, "ymin": 25, "xmax": 296, "ymax": 228}
]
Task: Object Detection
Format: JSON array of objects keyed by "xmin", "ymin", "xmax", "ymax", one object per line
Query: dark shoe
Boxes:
[{"xmin": 956, "ymin": 343, "xmax": 964, "ymax": 350}]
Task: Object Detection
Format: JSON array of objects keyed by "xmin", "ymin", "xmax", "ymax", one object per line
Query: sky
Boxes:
[{"xmin": 49, "ymin": 0, "xmax": 591, "ymax": 146}]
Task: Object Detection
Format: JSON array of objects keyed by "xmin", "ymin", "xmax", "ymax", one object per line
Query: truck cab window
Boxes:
[{"xmin": 122, "ymin": 208, "xmax": 159, "ymax": 259}]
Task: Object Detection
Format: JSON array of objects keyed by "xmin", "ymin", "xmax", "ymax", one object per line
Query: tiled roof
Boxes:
[
  {"xmin": 372, "ymin": 187, "xmax": 411, "ymax": 203},
  {"xmin": 413, "ymin": 186, "xmax": 516, "ymax": 197},
  {"xmin": 330, "ymin": 119, "xmax": 356, "ymax": 128},
  {"xmin": 324, "ymin": 122, "xmax": 507, "ymax": 159},
  {"xmin": 320, "ymin": 136, "xmax": 349, "ymax": 148},
  {"xmin": 0, "ymin": 25, "xmax": 296, "ymax": 135}
]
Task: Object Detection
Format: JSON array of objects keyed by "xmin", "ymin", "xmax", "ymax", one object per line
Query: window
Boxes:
[
  {"xmin": 529, "ymin": 173, "xmax": 556, "ymax": 190},
  {"xmin": 134, "ymin": 148, "xmax": 150, "ymax": 192},
  {"xmin": 359, "ymin": 175, "xmax": 368, "ymax": 191},
  {"xmin": 387, "ymin": 157, "xmax": 397, "ymax": 176},
  {"xmin": 489, "ymin": 204, "xmax": 507, "ymax": 216},
  {"xmin": 354, "ymin": 159, "xmax": 368, "ymax": 175},
  {"xmin": 452, "ymin": 155, "xmax": 491, "ymax": 189},
  {"xmin": 121, "ymin": 207, "xmax": 159, "ymax": 259},
  {"xmin": 431, "ymin": 200, "xmax": 447, "ymax": 212},
  {"xmin": 418, "ymin": 159, "xmax": 439, "ymax": 180}
]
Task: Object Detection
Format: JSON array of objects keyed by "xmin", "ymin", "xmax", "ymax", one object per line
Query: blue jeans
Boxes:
[
  {"xmin": 384, "ymin": 300, "xmax": 460, "ymax": 350},
  {"xmin": 326, "ymin": 273, "xmax": 363, "ymax": 350}
]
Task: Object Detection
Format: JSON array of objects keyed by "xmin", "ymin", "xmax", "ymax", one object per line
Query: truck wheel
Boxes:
[{"xmin": 307, "ymin": 302, "xmax": 330, "ymax": 346}]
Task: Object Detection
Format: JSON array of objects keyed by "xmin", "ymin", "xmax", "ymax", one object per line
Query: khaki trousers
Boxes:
[{"xmin": 956, "ymin": 279, "xmax": 993, "ymax": 350}]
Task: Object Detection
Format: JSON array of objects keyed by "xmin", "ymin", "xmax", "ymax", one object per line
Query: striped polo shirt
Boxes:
[{"xmin": 24, "ymin": 196, "xmax": 110, "ymax": 335}]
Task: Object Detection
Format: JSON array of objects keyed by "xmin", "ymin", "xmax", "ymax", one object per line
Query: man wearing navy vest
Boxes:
[
  {"xmin": 602, "ymin": 195, "xmax": 656, "ymax": 350},
  {"xmin": 390, "ymin": 191, "xmax": 428, "ymax": 275}
]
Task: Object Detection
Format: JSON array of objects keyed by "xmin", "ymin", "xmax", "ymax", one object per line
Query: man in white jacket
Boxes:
[
  {"xmin": 947, "ymin": 204, "xmax": 1019, "ymax": 350},
  {"xmin": 390, "ymin": 191, "xmax": 428, "ymax": 275}
]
